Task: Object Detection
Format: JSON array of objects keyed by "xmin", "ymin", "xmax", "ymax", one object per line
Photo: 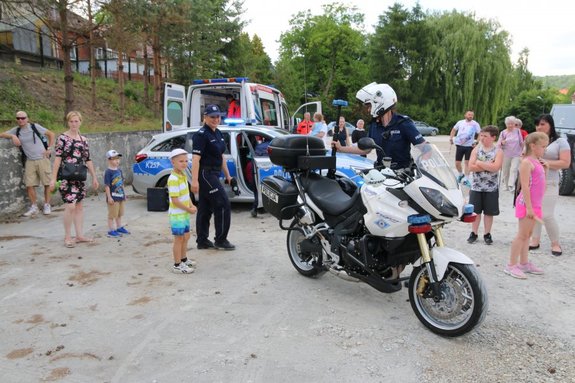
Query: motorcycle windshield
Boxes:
[{"xmin": 412, "ymin": 143, "xmax": 458, "ymax": 190}]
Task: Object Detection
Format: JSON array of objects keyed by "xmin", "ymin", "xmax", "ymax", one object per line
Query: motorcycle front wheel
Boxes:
[
  {"xmin": 286, "ymin": 220, "xmax": 324, "ymax": 277},
  {"xmin": 408, "ymin": 263, "xmax": 488, "ymax": 337}
]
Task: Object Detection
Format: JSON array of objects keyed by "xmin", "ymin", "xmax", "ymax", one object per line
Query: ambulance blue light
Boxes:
[{"xmin": 192, "ymin": 77, "xmax": 249, "ymax": 84}]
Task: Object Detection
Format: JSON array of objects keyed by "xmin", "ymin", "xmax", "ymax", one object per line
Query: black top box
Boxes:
[{"xmin": 268, "ymin": 135, "xmax": 327, "ymax": 169}]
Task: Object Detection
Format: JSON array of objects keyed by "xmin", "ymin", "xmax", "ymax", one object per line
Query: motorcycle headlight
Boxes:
[{"xmin": 419, "ymin": 187, "xmax": 458, "ymax": 217}]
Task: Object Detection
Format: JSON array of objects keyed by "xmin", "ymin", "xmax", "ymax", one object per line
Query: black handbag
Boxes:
[
  {"xmin": 60, "ymin": 162, "xmax": 88, "ymax": 181},
  {"xmin": 58, "ymin": 135, "xmax": 88, "ymax": 181}
]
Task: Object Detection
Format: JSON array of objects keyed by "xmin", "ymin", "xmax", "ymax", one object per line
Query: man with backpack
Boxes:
[{"xmin": 0, "ymin": 111, "xmax": 55, "ymax": 216}]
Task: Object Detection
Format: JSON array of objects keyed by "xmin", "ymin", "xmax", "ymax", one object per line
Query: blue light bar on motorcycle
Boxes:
[
  {"xmin": 224, "ymin": 118, "xmax": 245, "ymax": 126},
  {"xmin": 407, "ymin": 214, "xmax": 431, "ymax": 225},
  {"xmin": 332, "ymin": 99, "xmax": 349, "ymax": 107},
  {"xmin": 463, "ymin": 204, "xmax": 474, "ymax": 214},
  {"xmin": 192, "ymin": 77, "xmax": 249, "ymax": 84}
]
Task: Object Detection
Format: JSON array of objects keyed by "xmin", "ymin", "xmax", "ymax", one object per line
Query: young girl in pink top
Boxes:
[{"xmin": 505, "ymin": 132, "xmax": 549, "ymax": 279}]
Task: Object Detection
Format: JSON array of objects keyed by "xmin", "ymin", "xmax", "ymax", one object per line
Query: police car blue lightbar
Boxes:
[
  {"xmin": 224, "ymin": 118, "xmax": 245, "ymax": 126},
  {"xmin": 192, "ymin": 77, "xmax": 249, "ymax": 84},
  {"xmin": 332, "ymin": 99, "xmax": 348, "ymax": 107}
]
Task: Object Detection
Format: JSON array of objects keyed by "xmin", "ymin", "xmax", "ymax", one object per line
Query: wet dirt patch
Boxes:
[
  {"xmin": 50, "ymin": 352, "xmax": 100, "ymax": 362},
  {"xmin": 143, "ymin": 238, "xmax": 172, "ymax": 247},
  {"xmin": 6, "ymin": 348, "xmax": 33, "ymax": 359},
  {"xmin": 43, "ymin": 367, "xmax": 71, "ymax": 381},
  {"xmin": 0, "ymin": 235, "xmax": 35, "ymax": 241},
  {"xmin": 128, "ymin": 296, "xmax": 152, "ymax": 306},
  {"xmin": 68, "ymin": 270, "xmax": 111, "ymax": 286}
]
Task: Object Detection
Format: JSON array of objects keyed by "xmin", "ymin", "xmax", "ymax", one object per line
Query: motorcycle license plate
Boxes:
[{"xmin": 261, "ymin": 184, "xmax": 278, "ymax": 203}]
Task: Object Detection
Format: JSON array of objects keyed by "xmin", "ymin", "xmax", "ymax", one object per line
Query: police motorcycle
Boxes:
[{"xmin": 261, "ymin": 134, "xmax": 488, "ymax": 337}]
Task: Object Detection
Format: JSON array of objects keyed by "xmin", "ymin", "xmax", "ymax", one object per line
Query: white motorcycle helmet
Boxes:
[{"xmin": 356, "ymin": 82, "xmax": 397, "ymax": 117}]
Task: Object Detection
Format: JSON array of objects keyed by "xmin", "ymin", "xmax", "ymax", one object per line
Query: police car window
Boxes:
[
  {"xmin": 167, "ymin": 100, "xmax": 183, "ymax": 126},
  {"xmin": 152, "ymin": 134, "xmax": 186, "ymax": 152},
  {"xmin": 222, "ymin": 132, "xmax": 231, "ymax": 154}
]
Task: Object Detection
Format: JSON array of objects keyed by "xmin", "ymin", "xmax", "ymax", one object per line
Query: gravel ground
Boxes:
[{"xmin": 0, "ymin": 135, "xmax": 574, "ymax": 382}]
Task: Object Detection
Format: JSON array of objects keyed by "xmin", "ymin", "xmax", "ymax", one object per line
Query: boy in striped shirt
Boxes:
[{"xmin": 168, "ymin": 149, "xmax": 197, "ymax": 274}]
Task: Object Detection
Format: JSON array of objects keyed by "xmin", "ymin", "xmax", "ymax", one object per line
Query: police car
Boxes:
[{"xmin": 132, "ymin": 125, "xmax": 375, "ymax": 206}]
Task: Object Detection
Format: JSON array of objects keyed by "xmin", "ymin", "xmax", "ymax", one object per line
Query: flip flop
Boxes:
[
  {"xmin": 75, "ymin": 237, "xmax": 95, "ymax": 244},
  {"xmin": 64, "ymin": 239, "xmax": 76, "ymax": 248}
]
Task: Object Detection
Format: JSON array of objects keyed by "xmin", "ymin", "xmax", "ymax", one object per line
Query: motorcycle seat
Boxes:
[{"xmin": 301, "ymin": 173, "xmax": 361, "ymax": 216}]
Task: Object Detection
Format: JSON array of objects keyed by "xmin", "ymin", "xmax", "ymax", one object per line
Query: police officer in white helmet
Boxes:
[{"xmin": 335, "ymin": 82, "xmax": 426, "ymax": 171}]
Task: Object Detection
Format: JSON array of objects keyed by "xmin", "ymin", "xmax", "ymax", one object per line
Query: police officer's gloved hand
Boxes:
[{"xmin": 227, "ymin": 177, "xmax": 241, "ymax": 195}]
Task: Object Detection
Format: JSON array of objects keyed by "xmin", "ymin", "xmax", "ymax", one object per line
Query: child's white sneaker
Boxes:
[{"xmin": 172, "ymin": 262, "xmax": 194, "ymax": 274}]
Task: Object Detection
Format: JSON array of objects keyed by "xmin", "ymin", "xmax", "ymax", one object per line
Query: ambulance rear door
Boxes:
[
  {"xmin": 163, "ymin": 83, "xmax": 188, "ymax": 132},
  {"xmin": 290, "ymin": 102, "xmax": 322, "ymax": 133}
]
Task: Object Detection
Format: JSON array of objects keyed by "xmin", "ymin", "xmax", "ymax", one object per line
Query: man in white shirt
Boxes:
[{"xmin": 449, "ymin": 110, "xmax": 481, "ymax": 183}]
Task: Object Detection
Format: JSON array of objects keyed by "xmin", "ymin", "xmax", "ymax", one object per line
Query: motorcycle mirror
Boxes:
[{"xmin": 357, "ymin": 137, "xmax": 376, "ymax": 151}]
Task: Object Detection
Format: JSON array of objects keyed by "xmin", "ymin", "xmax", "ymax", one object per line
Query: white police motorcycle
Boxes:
[{"xmin": 261, "ymin": 135, "xmax": 487, "ymax": 337}]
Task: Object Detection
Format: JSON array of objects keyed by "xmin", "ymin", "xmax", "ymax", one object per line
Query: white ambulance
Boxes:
[{"xmin": 163, "ymin": 77, "xmax": 321, "ymax": 132}]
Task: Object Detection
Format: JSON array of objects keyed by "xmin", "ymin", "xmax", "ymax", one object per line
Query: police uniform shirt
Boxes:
[
  {"xmin": 192, "ymin": 125, "xmax": 226, "ymax": 168},
  {"xmin": 368, "ymin": 113, "xmax": 424, "ymax": 169}
]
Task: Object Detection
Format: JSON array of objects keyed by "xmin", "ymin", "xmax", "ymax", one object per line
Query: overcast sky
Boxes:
[{"xmin": 242, "ymin": 0, "xmax": 573, "ymax": 77}]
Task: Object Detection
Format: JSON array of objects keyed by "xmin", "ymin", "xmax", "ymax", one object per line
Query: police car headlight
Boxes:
[{"xmin": 419, "ymin": 187, "xmax": 458, "ymax": 217}]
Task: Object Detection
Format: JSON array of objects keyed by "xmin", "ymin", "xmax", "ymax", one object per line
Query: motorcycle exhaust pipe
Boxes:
[{"xmin": 329, "ymin": 267, "xmax": 360, "ymax": 282}]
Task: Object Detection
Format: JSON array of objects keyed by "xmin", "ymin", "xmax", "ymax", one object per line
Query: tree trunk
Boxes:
[
  {"xmin": 118, "ymin": 49, "xmax": 125, "ymax": 122},
  {"xmin": 58, "ymin": 3, "xmax": 74, "ymax": 119},
  {"xmin": 152, "ymin": 32, "xmax": 162, "ymax": 118},
  {"xmin": 88, "ymin": 0, "xmax": 96, "ymax": 111},
  {"xmin": 143, "ymin": 43, "xmax": 149, "ymax": 108}
]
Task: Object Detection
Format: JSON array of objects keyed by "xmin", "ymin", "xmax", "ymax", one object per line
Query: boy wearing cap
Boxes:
[
  {"xmin": 168, "ymin": 148, "xmax": 197, "ymax": 274},
  {"xmin": 104, "ymin": 149, "xmax": 129, "ymax": 237}
]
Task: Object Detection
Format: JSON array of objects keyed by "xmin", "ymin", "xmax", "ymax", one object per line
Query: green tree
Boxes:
[
  {"xmin": 99, "ymin": 0, "xmax": 141, "ymax": 121},
  {"xmin": 276, "ymin": 3, "xmax": 369, "ymax": 120},
  {"xmin": 425, "ymin": 11, "xmax": 513, "ymax": 125}
]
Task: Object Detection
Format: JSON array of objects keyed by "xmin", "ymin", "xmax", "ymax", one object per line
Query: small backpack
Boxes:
[{"xmin": 15, "ymin": 123, "xmax": 48, "ymax": 165}]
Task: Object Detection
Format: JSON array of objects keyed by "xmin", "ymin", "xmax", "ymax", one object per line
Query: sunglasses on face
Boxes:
[{"xmin": 16, "ymin": 117, "xmax": 27, "ymax": 120}]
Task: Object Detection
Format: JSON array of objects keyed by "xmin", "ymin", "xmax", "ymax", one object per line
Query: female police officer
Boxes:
[{"xmin": 191, "ymin": 104, "xmax": 235, "ymax": 250}]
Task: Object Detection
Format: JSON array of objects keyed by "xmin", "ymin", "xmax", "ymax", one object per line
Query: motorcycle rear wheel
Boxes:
[
  {"xmin": 286, "ymin": 220, "xmax": 324, "ymax": 277},
  {"xmin": 408, "ymin": 263, "xmax": 488, "ymax": 337}
]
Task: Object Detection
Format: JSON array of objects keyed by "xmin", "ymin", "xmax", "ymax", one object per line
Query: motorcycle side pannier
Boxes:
[
  {"xmin": 268, "ymin": 135, "xmax": 327, "ymax": 169},
  {"xmin": 261, "ymin": 176, "xmax": 299, "ymax": 220}
]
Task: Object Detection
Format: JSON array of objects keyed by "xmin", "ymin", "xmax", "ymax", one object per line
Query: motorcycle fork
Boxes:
[{"xmin": 416, "ymin": 229, "xmax": 442, "ymax": 300}]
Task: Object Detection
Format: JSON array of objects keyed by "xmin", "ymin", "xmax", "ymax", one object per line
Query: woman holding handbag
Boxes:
[{"xmin": 49, "ymin": 111, "xmax": 99, "ymax": 248}]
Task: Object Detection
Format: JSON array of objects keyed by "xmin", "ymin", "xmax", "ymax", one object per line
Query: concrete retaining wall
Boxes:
[{"xmin": 0, "ymin": 130, "xmax": 160, "ymax": 219}]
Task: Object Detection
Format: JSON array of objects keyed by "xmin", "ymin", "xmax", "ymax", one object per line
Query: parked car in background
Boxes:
[
  {"xmin": 414, "ymin": 121, "xmax": 439, "ymax": 136},
  {"xmin": 132, "ymin": 125, "xmax": 375, "ymax": 207},
  {"xmin": 550, "ymin": 103, "xmax": 575, "ymax": 195}
]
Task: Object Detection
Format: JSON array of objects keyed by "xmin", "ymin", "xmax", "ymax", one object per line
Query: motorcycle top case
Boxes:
[
  {"xmin": 268, "ymin": 135, "xmax": 327, "ymax": 169},
  {"xmin": 261, "ymin": 176, "xmax": 299, "ymax": 220}
]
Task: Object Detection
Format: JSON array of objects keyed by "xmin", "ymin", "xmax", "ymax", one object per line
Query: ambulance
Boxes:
[{"xmin": 163, "ymin": 77, "xmax": 321, "ymax": 132}]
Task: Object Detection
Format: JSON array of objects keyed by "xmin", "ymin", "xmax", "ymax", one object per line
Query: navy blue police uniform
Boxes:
[
  {"xmin": 368, "ymin": 113, "xmax": 425, "ymax": 170},
  {"xmin": 192, "ymin": 125, "xmax": 231, "ymax": 246}
]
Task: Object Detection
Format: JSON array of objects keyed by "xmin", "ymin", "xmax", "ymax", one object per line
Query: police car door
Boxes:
[
  {"xmin": 290, "ymin": 101, "xmax": 322, "ymax": 133},
  {"xmin": 163, "ymin": 83, "xmax": 187, "ymax": 132},
  {"xmin": 240, "ymin": 131, "xmax": 275, "ymax": 208}
]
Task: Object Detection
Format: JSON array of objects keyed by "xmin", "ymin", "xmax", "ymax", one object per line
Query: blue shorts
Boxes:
[{"xmin": 170, "ymin": 213, "xmax": 190, "ymax": 236}]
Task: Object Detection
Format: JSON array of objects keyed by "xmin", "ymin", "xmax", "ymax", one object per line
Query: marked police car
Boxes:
[{"xmin": 132, "ymin": 125, "xmax": 374, "ymax": 206}]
